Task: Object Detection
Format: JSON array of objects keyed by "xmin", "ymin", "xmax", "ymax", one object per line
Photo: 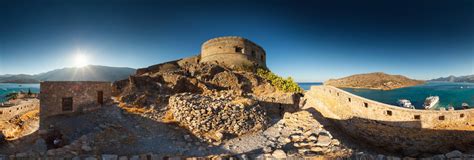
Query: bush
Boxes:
[{"xmin": 257, "ymin": 68, "xmax": 303, "ymax": 93}]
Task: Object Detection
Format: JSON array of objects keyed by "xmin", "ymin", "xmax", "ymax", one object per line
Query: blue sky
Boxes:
[{"xmin": 0, "ymin": 0, "xmax": 473, "ymax": 82}]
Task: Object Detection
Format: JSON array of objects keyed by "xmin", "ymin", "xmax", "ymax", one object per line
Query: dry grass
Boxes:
[
  {"xmin": 161, "ymin": 110, "xmax": 175, "ymax": 123},
  {"xmin": 230, "ymin": 97, "xmax": 255, "ymax": 107},
  {"xmin": 118, "ymin": 101, "xmax": 152, "ymax": 114}
]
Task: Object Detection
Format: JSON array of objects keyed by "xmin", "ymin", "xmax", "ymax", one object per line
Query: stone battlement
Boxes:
[
  {"xmin": 200, "ymin": 36, "xmax": 266, "ymax": 68},
  {"xmin": 0, "ymin": 99, "xmax": 38, "ymax": 121},
  {"xmin": 202, "ymin": 36, "xmax": 265, "ymax": 51},
  {"xmin": 305, "ymin": 85, "xmax": 474, "ymax": 153}
]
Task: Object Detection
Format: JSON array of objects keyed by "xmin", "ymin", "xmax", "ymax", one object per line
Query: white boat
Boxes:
[
  {"xmin": 397, "ymin": 99, "xmax": 415, "ymax": 109},
  {"xmin": 447, "ymin": 104, "xmax": 455, "ymax": 111},
  {"xmin": 423, "ymin": 96, "xmax": 439, "ymax": 109},
  {"xmin": 462, "ymin": 103, "xmax": 469, "ymax": 109}
]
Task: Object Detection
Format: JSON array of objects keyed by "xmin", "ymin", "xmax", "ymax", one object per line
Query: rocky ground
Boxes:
[
  {"xmin": 2, "ymin": 97, "xmax": 474, "ymax": 159},
  {"xmin": 168, "ymin": 91, "xmax": 268, "ymax": 144}
]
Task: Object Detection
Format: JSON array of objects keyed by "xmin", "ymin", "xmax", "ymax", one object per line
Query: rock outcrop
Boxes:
[
  {"xmin": 113, "ymin": 55, "xmax": 301, "ymax": 114},
  {"xmin": 325, "ymin": 72, "xmax": 424, "ymax": 90}
]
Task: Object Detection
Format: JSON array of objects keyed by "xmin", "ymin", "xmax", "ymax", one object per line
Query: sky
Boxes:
[{"xmin": 0, "ymin": 0, "xmax": 473, "ymax": 82}]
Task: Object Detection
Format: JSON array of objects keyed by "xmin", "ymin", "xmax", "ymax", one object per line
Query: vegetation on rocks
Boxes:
[{"xmin": 257, "ymin": 68, "xmax": 303, "ymax": 93}]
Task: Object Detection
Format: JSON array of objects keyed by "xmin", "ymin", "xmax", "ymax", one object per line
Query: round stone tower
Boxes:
[{"xmin": 200, "ymin": 36, "xmax": 267, "ymax": 68}]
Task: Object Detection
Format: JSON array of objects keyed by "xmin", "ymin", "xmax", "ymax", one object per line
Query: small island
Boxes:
[{"xmin": 324, "ymin": 72, "xmax": 425, "ymax": 90}]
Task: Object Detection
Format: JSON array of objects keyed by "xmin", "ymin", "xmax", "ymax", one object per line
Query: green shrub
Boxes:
[{"xmin": 257, "ymin": 68, "xmax": 303, "ymax": 93}]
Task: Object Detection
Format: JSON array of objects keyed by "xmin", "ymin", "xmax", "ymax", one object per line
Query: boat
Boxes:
[
  {"xmin": 397, "ymin": 99, "xmax": 415, "ymax": 109},
  {"xmin": 447, "ymin": 104, "xmax": 455, "ymax": 111},
  {"xmin": 462, "ymin": 103, "xmax": 469, "ymax": 109},
  {"xmin": 423, "ymin": 96, "xmax": 439, "ymax": 109}
]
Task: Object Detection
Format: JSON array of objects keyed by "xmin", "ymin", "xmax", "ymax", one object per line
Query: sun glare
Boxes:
[{"xmin": 74, "ymin": 53, "xmax": 88, "ymax": 68}]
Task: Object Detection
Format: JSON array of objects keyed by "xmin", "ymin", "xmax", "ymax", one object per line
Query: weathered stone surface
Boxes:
[
  {"xmin": 101, "ymin": 154, "xmax": 118, "ymax": 160},
  {"xmin": 445, "ymin": 150, "xmax": 463, "ymax": 158},
  {"xmin": 271, "ymin": 149, "xmax": 287, "ymax": 159},
  {"xmin": 85, "ymin": 157, "xmax": 98, "ymax": 160},
  {"xmin": 40, "ymin": 81, "xmax": 112, "ymax": 119},
  {"xmin": 315, "ymin": 134, "xmax": 332, "ymax": 147},
  {"xmin": 169, "ymin": 91, "xmax": 268, "ymax": 143},
  {"xmin": 81, "ymin": 144, "xmax": 92, "ymax": 152},
  {"xmin": 308, "ymin": 86, "xmax": 474, "ymax": 154},
  {"xmin": 201, "ymin": 36, "xmax": 267, "ymax": 69},
  {"xmin": 32, "ymin": 138, "xmax": 47, "ymax": 153}
]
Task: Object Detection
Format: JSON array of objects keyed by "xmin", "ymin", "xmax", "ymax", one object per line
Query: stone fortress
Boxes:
[
  {"xmin": 305, "ymin": 85, "xmax": 474, "ymax": 154},
  {"xmin": 200, "ymin": 36, "xmax": 267, "ymax": 68}
]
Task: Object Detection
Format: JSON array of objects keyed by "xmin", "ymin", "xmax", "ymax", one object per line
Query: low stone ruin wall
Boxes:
[
  {"xmin": 0, "ymin": 99, "xmax": 39, "ymax": 121},
  {"xmin": 257, "ymin": 92, "xmax": 301, "ymax": 116},
  {"xmin": 306, "ymin": 85, "xmax": 474, "ymax": 154}
]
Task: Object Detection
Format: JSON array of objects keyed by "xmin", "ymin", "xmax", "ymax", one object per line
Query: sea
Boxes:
[
  {"xmin": 298, "ymin": 82, "xmax": 474, "ymax": 109},
  {"xmin": 298, "ymin": 82, "xmax": 323, "ymax": 90},
  {"xmin": 0, "ymin": 83, "xmax": 40, "ymax": 103}
]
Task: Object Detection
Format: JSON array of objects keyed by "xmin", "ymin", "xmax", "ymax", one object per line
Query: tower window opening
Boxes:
[
  {"xmin": 414, "ymin": 115, "xmax": 420, "ymax": 120},
  {"xmin": 251, "ymin": 51, "xmax": 256, "ymax": 58},
  {"xmin": 439, "ymin": 115, "xmax": 445, "ymax": 120},
  {"xmin": 235, "ymin": 46, "xmax": 243, "ymax": 53}
]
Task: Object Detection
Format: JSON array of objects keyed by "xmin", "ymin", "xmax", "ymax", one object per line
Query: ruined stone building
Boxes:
[
  {"xmin": 40, "ymin": 81, "xmax": 112, "ymax": 119},
  {"xmin": 200, "ymin": 36, "xmax": 267, "ymax": 68}
]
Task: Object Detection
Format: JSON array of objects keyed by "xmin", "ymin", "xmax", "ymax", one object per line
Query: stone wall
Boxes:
[
  {"xmin": 40, "ymin": 81, "xmax": 112, "ymax": 119},
  {"xmin": 0, "ymin": 99, "xmax": 38, "ymax": 121},
  {"xmin": 200, "ymin": 36, "xmax": 266, "ymax": 68},
  {"xmin": 305, "ymin": 85, "xmax": 474, "ymax": 154}
]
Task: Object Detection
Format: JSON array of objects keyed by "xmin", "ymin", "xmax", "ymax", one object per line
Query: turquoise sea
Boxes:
[
  {"xmin": 298, "ymin": 82, "xmax": 474, "ymax": 110},
  {"xmin": 342, "ymin": 82, "xmax": 474, "ymax": 110},
  {"xmin": 298, "ymin": 82, "xmax": 323, "ymax": 90},
  {"xmin": 0, "ymin": 83, "xmax": 40, "ymax": 102}
]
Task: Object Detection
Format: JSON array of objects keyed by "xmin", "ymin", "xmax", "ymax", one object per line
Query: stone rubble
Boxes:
[{"xmin": 169, "ymin": 91, "xmax": 268, "ymax": 143}]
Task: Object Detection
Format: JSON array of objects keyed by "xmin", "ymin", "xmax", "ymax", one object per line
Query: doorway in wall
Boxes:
[{"xmin": 97, "ymin": 91, "xmax": 104, "ymax": 105}]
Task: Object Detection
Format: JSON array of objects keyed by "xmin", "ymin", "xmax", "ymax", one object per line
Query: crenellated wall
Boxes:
[
  {"xmin": 0, "ymin": 99, "xmax": 39, "ymax": 121},
  {"xmin": 305, "ymin": 85, "xmax": 474, "ymax": 154},
  {"xmin": 200, "ymin": 36, "xmax": 266, "ymax": 68}
]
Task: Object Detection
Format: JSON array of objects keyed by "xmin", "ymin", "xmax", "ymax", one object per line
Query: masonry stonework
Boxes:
[
  {"xmin": 40, "ymin": 81, "xmax": 112, "ymax": 119},
  {"xmin": 200, "ymin": 36, "xmax": 266, "ymax": 68},
  {"xmin": 0, "ymin": 99, "xmax": 38, "ymax": 121},
  {"xmin": 306, "ymin": 85, "xmax": 474, "ymax": 153}
]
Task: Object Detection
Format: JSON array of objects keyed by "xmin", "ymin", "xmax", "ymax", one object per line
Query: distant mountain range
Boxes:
[
  {"xmin": 0, "ymin": 65, "xmax": 136, "ymax": 83},
  {"xmin": 430, "ymin": 75, "xmax": 474, "ymax": 83}
]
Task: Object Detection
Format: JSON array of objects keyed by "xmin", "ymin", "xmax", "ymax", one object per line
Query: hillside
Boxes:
[
  {"xmin": 0, "ymin": 65, "xmax": 136, "ymax": 83},
  {"xmin": 325, "ymin": 72, "xmax": 425, "ymax": 90},
  {"xmin": 430, "ymin": 75, "xmax": 474, "ymax": 83}
]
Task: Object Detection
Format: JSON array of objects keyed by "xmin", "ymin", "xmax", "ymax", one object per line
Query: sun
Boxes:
[{"xmin": 74, "ymin": 53, "xmax": 88, "ymax": 68}]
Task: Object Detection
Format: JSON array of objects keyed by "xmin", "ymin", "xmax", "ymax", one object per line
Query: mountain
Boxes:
[
  {"xmin": 430, "ymin": 75, "xmax": 474, "ymax": 83},
  {"xmin": 325, "ymin": 72, "xmax": 425, "ymax": 90},
  {"xmin": 0, "ymin": 74, "xmax": 38, "ymax": 83},
  {"xmin": 0, "ymin": 65, "xmax": 136, "ymax": 83}
]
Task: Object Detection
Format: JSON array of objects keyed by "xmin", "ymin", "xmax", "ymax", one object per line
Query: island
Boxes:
[{"xmin": 324, "ymin": 72, "xmax": 425, "ymax": 90}]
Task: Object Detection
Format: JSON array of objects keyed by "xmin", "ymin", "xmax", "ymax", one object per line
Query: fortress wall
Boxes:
[
  {"xmin": 306, "ymin": 85, "xmax": 474, "ymax": 153},
  {"xmin": 40, "ymin": 81, "xmax": 112, "ymax": 119},
  {"xmin": 201, "ymin": 36, "xmax": 266, "ymax": 67},
  {"xmin": 0, "ymin": 99, "xmax": 39, "ymax": 121},
  {"xmin": 309, "ymin": 85, "xmax": 474, "ymax": 129}
]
